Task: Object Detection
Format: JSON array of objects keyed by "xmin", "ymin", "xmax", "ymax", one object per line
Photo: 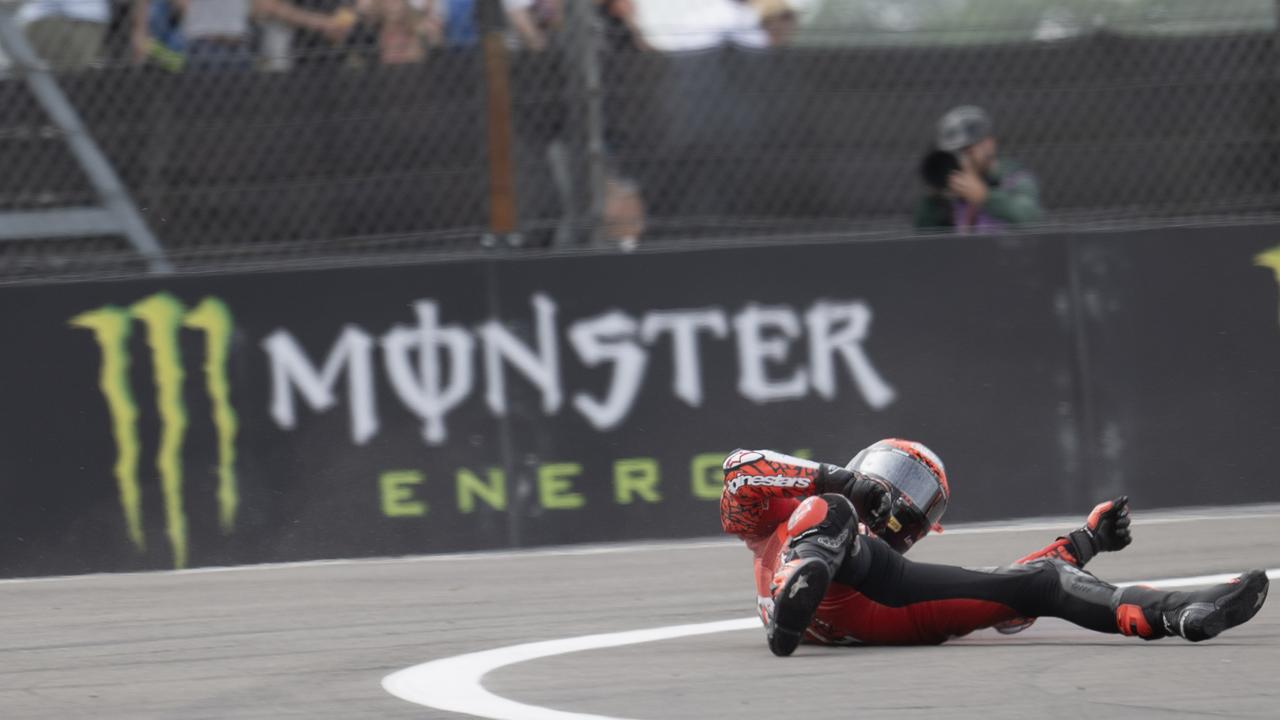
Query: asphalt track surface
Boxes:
[{"xmin": 2, "ymin": 505, "xmax": 1277, "ymax": 720}]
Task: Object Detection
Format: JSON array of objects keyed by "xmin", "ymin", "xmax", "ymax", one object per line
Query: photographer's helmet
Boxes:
[
  {"xmin": 847, "ymin": 439, "xmax": 949, "ymax": 552},
  {"xmin": 936, "ymin": 105, "xmax": 993, "ymax": 152}
]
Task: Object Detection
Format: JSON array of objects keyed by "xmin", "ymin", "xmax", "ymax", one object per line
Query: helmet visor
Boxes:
[{"xmin": 853, "ymin": 449, "xmax": 947, "ymax": 527}]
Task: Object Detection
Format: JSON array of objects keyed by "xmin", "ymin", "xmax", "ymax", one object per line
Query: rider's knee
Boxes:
[{"xmin": 785, "ymin": 493, "xmax": 856, "ymax": 544}]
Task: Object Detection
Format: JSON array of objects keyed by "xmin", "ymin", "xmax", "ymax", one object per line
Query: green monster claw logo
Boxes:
[
  {"xmin": 1255, "ymin": 246, "xmax": 1280, "ymax": 328},
  {"xmin": 71, "ymin": 292, "xmax": 238, "ymax": 569}
]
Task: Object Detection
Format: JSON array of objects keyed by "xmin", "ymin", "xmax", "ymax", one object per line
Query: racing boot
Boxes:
[
  {"xmin": 767, "ymin": 494, "xmax": 857, "ymax": 657},
  {"xmin": 1115, "ymin": 570, "xmax": 1269, "ymax": 642}
]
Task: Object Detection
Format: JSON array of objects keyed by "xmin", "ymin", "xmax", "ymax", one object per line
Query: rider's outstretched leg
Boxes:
[{"xmin": 834, "ymin": 533, "xmax": 1268, "ymax": 643}]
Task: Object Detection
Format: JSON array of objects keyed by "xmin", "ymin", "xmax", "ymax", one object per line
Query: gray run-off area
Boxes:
[{"xmin": 2, "ymin": 506, "xmax": 1277, "ymax": 719}]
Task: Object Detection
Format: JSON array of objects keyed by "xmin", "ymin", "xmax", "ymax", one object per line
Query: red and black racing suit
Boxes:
[{"xmin": 720, "ymin": 449, "xmax": 1092, "ymax": 645}]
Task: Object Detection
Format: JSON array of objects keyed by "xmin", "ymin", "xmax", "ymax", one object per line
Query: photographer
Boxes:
[{"xmin": 913, "ymin": 106, "xmax": 1043, "ymax": 231}]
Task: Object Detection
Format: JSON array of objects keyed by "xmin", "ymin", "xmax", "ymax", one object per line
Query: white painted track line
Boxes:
[{"xmin": 382, "ymin": 618, "xmax": 760, "ymax": 720}]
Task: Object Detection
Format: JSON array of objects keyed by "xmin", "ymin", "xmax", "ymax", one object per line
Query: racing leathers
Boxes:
[{"xmin": 720, "ymin": 449, "xmax": 1269, "ymax": 649}]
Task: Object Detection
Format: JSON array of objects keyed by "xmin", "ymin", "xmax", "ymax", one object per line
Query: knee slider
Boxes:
[{"xmin": 786, "ymin": 493, "xmax": 856, "ymax": 543}]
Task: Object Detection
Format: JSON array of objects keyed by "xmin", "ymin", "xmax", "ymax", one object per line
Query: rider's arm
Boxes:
[
  {"xmin": 1015, "ymin": 496, "xmax": 1132, "ymax": 569},
  {"xmin": 719, "ymin": 449, "xmax": 847, "ymax": 539},
  {"xmin": 1015, "ymin": 536, "xmax": 1084, "ymax": 568}
]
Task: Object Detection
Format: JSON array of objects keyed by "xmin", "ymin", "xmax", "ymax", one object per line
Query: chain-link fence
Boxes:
[{"xmin": 1, "ymin": 0, "xmax": 1279, "ymax": 281}]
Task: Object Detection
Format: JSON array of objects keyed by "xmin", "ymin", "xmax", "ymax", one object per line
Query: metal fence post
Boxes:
[
  {"xmin": 563, "ymin": 0, "xmax": 606, "ymax": 246},
  {"xmin": 0, "ymin": 4, "xmax": 170, "ymax": 272},
  {"xmin": 478, "ymin": 0, "xmax": 519, "ymax": 245}
]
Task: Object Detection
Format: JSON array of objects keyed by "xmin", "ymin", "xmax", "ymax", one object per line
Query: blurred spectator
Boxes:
[
  {"xmin": 429, "ymin": 0, "xmax": 556, "ymax": 51},
  {"xmin": 132, "ymin": 0, "xmax": 252, "ymax": 70},
  {"xmin": 133, "ymin": 0, "xmax": 186, "ymax": 71},
  {"xmin": 15, "ymin": 0, "xmax": 110, "ymax": 71},
  {"xmin": 357, "ymin": 0, "xmax": 438, "ymax": 64},
  {"xmin": 258, "ymin": 0, "xmax": 359, "ymax": 67},
  {"xmin": 754, "ymin": 0, "xmax": 795, "ymax": 47},
  {"xmin": 503, "ymin": 0, "xmax": 560, "ymax": 51},
  {"xmin": 629, "ymin": 0, "xmax": 766, "ymax": 52},
  {"xmin": 131, "ymin": 0, "xmax": 353, "ymax": 70},
  {"xmin": 913, "ymin": 105, "xmax": 1043, "ymax": 231},
  {"xmin": 603, "ymin": 174, "xmax": 646, "ymax": 251},
  {"xmin": 439, "ymin": 0, "xmax": 476, "ymax": 46},
  {"xmin": 597, "ymin": 0, "xmax": 649, "ymax": 52}
]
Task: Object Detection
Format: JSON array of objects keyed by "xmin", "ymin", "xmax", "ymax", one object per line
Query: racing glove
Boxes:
[
  {"xmin": 1064, "ymin": 495, "xmax": 1132, "ymax": 565},
  {"xmin": 815, "ymin": 464, "xmax": 892, "ymax": 531}
]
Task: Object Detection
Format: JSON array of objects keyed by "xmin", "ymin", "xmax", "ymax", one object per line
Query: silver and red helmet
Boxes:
[{"xmin": 847, "ymin": 439, "xmax": 950, "ymax": 552}]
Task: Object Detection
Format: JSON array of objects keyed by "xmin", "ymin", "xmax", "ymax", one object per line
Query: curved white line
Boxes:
[
  {"xmin": 381, "ymin": 617, "xmax": 759, "ymax": 720},
  {"xmin": 382, "ymin": 569, "xmax": 1278, "ymax": 719}
]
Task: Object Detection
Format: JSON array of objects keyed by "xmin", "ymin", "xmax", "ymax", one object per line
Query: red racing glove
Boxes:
[{"xmin": 1066, "ymin": 496, "xmax": 1132, "ymax": 565}]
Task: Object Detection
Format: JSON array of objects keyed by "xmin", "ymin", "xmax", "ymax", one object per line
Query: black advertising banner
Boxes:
[
  {"xmin": 489, "ymin": 240, "xmax": 1081, "ymax": 549},
  {"xmin": 0, "ymin": 235, "xmax": 1081, "ymax": 577},
  {"xmin": 1074, "ymin": 224, "xmax": 1280, "ymax": 507},
  {"xmin": 7, "ymin": 226, "xmax": 1280, "ymax": 578}
]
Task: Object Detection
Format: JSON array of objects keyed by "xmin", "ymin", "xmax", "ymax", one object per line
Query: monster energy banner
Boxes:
[{"xmin": 3, "ymin": 227, "xmax": 1280, "ymax": 577}]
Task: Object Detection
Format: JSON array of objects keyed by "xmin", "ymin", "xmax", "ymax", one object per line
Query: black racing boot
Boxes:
[
  {"xmin": 767, "ymin": 494, "xmax": 857, "ymax": 657},
  {"xmin": 768, "ymin": 557, "xmax": 832, "ymax": 657},
  {"xmin": 1117, "ymin": 570, "xmax": 1270, "ymax": 642}
]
